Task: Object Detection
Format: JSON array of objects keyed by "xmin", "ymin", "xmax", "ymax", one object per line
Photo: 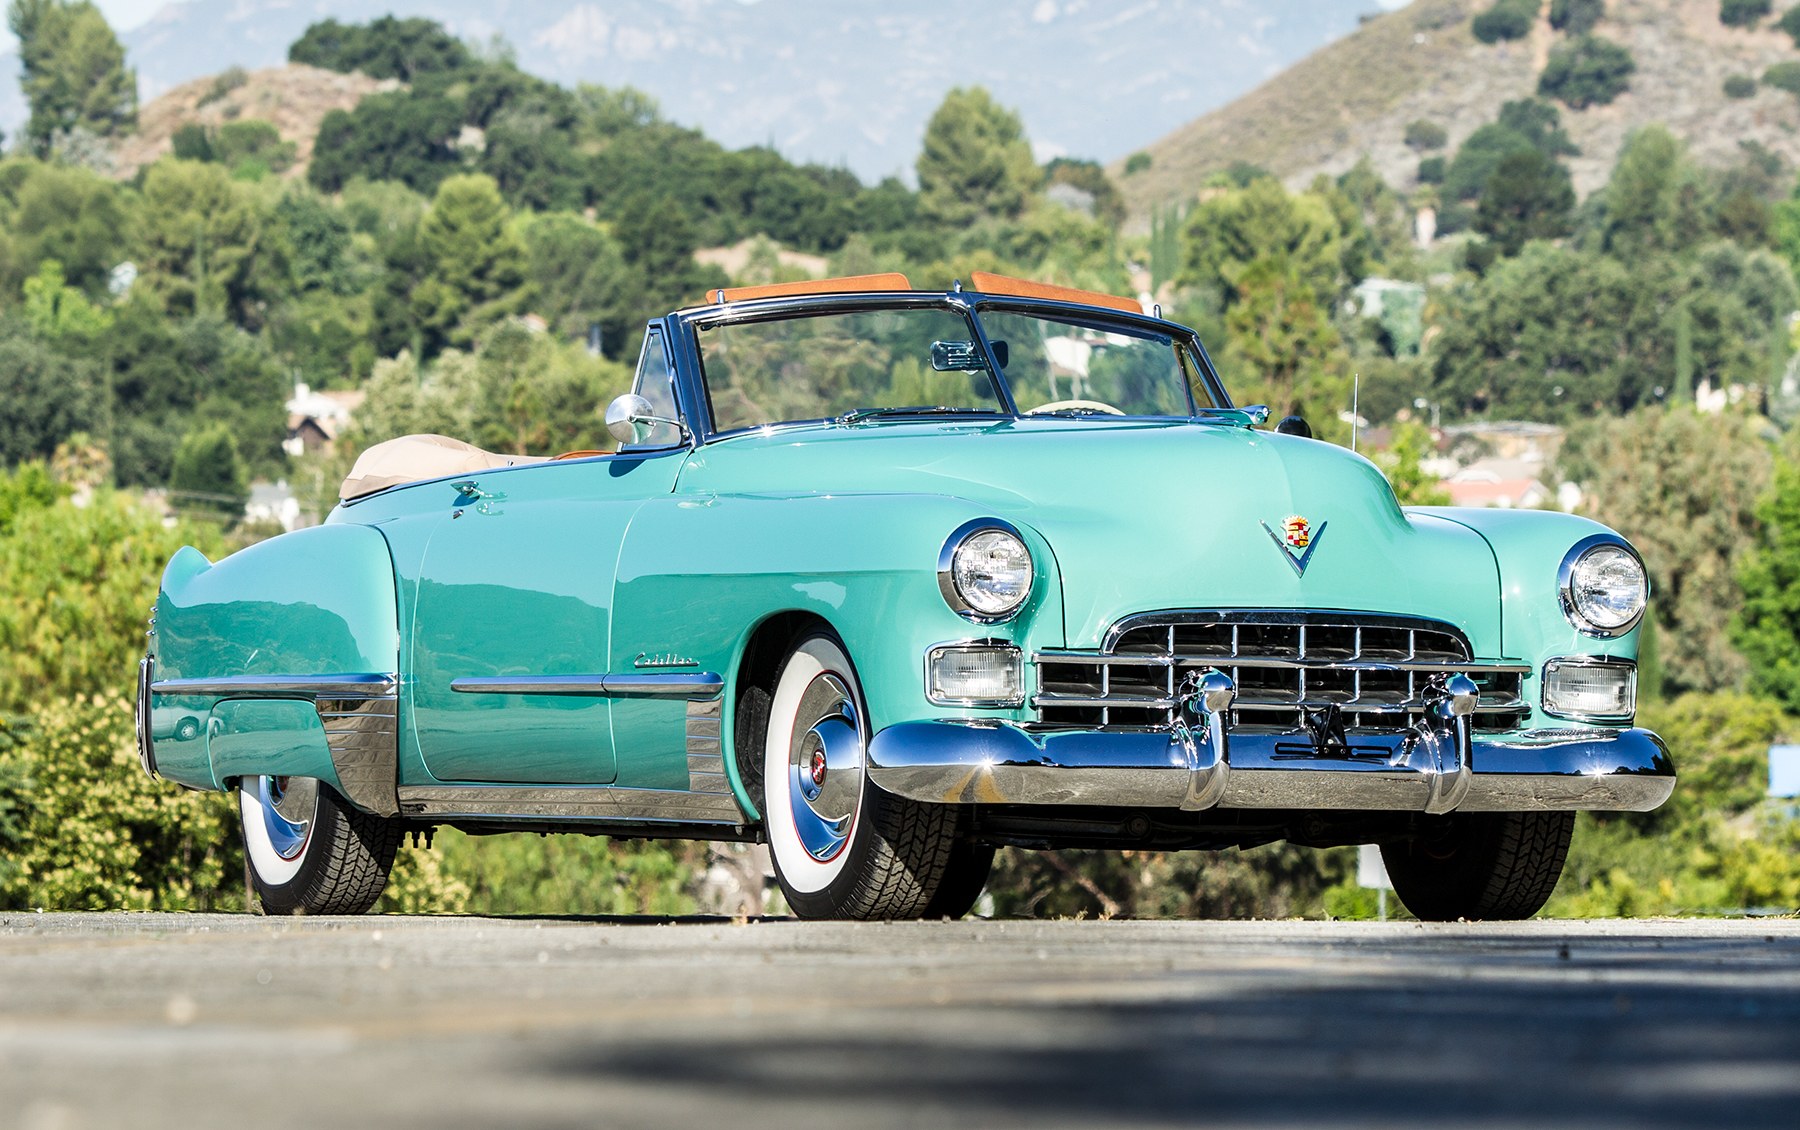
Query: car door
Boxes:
[{"xmin": 408, "ymin": 327, "xmax": 689, "ymax": 784}]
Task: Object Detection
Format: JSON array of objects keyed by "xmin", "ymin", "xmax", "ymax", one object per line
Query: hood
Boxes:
[{"xmin": 678, "ymin": 418, "xmax": 1503, "ymax": 652}]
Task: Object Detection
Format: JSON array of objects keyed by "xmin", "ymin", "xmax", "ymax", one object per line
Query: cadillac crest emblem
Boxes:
[{"xmin": 1261, "ymin": 514, "xmax": 1327, "ymax": 578}]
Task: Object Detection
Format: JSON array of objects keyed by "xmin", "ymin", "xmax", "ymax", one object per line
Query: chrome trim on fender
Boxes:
[
  {"xmin": 865, "ymin": 721, "xmax": 1673, "ymax": 815},
  {"xmin": 147, "ymin": 672, "xmax": 400, "ymax": 817},
  {"xmin": 150, "ymin": 673, "xmax": 398, "ymax": 698},
  {"xmin": 134, "ymin": 657, "xmax": 157, "ymax": 779},
  {"xmin": 449, "ymin": 673, "xmax": 724, "ymax": 699},
  {"xmin": 1557, "ymin": 534, "xmax": 1648, "ymax": 639}
]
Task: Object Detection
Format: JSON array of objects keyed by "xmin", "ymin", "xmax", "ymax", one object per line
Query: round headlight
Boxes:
[
  {"xmin": 1560, "ymin": 538, "xmax": 1647, "ymax": 637},
  {"xmin": 938, "ymin": 521, "xmax": 1033, "ymax": 621}
]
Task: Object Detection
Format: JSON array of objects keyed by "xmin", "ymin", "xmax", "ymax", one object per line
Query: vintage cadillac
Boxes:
[{"xmin": 135, "ymin": 272, "xmax": 1673, "ymax": 921}]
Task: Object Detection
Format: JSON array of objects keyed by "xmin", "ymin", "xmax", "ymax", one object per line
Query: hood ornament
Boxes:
[{"xmin": 1261, "ymin": 515, "xmax": 1327, "ymax": 578}]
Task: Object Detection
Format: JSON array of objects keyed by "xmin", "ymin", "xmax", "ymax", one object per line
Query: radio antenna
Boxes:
[{"xmin": 1351, "ymin": 372, "xmax": 1361, "ymax": 454}]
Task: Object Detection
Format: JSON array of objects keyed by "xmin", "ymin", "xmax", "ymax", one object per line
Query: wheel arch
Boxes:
[{"xmin": 730, "ymin": 609, "xmax": 838, "ymax": 823}]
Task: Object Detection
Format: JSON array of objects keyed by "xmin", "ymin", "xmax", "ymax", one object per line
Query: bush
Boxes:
[
  {"xmin": 1781, "ymin": 5, "xmax": 1800, "ymax": 43},
  {"xmin": 1538, "ymin": 35, "xmax": 1636, "ymax": 108},
  {"xmin": 1766, "ymin": 60, "xmax": 1800, "ymax": 96},
  {"xmin": 1473, "ymin": 0, "xmax": 1536, "ymax": 42},
  {"xmin": 1725, "ymin": 74, "xmax": 1759, "ymax": 99},
  {"xmin": 1721, "ymin": 0, "xmax": 1772, "ymax": 25},
  {"xmin": 198, "ymin": 65, "xmax": 248, "ymax": 108},
  {"xmin": 1123, "ymin": 151, "xmax": 1152, "ymax": 175},
  {"xmin": 1418, "ymin": 155, "xmax": 1447, "ymax": 184},
  {"xmin": 1404, "ymin": 119, "xmax": 1448, "ymax": 151},
  {"xmin": 1551, "ymin": 0, "xmax": 1606, "ymax": 34}
]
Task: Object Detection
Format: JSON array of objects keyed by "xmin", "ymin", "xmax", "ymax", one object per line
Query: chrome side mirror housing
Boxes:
[{"xmin": 606, "ymin": 394, "xmax": 687, "ymax": 446}]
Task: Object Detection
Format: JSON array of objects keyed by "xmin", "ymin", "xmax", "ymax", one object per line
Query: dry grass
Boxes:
[
  {"xmin": 1114, "ymin": 0, "xmax": 1800, "ymax": 229},
  {"xmin": 107, "ymin": 63, "xmax": 395, "ymax": 181}
]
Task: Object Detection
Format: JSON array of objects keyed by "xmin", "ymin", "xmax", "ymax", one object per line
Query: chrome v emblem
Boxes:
[{"xmin": 1260, "ymin": 520, "xmax": 1328, "ymax": 578}]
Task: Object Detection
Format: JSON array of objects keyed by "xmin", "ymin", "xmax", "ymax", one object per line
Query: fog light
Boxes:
[
  {"xmin": 926, "ymin": 644, "xmax": 1023, "ymax": 707},
  {"xmin": 1542, "ymin": 658, "xmax": 1636, "ymax": 722}
]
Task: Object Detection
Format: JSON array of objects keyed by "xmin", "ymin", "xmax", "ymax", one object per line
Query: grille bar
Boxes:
[{"xmin": 1035, "ymin": 611, "xmax": 1529, "ymax": 732}]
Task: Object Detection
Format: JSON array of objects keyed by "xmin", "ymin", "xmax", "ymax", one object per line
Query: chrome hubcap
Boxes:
[
  {"xmin": 787, "ymin": 673, "xmax": 864, "ymax": 861},
  {"xmin": 258, "ymin": 775, "xmax": 318, "ymax": 861}
]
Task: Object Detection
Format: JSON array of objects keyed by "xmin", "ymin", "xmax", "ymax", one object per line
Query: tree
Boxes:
[
  {"xmin": 1181, "ymin": 177, "xmax": 1348, "ymax": 307},
  {"xmin": 1592, "ymin": 127, "xmax": 1708, "ymax": 259},
  {"xmin": 1722, "ymin": 0, "xmax": 1773, "ymax": 27},
  {"xmin": 1552, "ymin": 0, "xmax": 1607, "ymax": 33},
  {"xmin": 308, "ymin": 91, "xmax": 463, "ymax": 195},
  {"xmin": 168, "ymin": 422, "xmax": 249, "ymax": 521},
  {"xmin": 135, "ymin": 159, "xmax": 264, "ymax": 321},
  {"xmin": 1474, "ymin": 149, "xmax": 1576, "ymax": 255},
  {"xmin": 1404, "ymin": 119, "xmax": 1447, "ymax": 151},
  {"xmin": 916, "ymin": 87, "xmax": 1039, "ymax": 228},
  {"xmin": 22, "ymin": 259, "xmax": 110, "ymax": 339},
  {"xmin": 409, "ymin": 173, "xmax": 529, "ymax": 351},
  {"xmin": 521, "ymin": 211, "xmax": 637, "ymax": 353},
  {"xmin": 1734, "ymin": 454, "xmax": 1800, "ymax": 711},
  {"xmin": 1374, "ymin": 423, "xmax": 1450, "ymax": 506},
  {"xmin": 1780, "ymin": 4, "xmax": 1800, "ymax": 43},
  {"xmin": 1538, "ymin": 35, "xmax": 1636, "ymax": 109},
  {"xmin": 1442, "ymin": 100, "xmax": 1576, "ymax": 202},
  {"xmin": 0, "ymin": 319, "xmax": 101, "ymax": 467},
  {"xmin": 1472, "ymin": 0, "xmax": 1536, "ymax": 42},
  {"xmin": 288, "ymin": 16, "xmax": 471, "ymax": 81},
  {"xmin": 0, "ymin": 161, "xmax": 132, "ymax": 296},
  {"xmin": 7, "ymin": 0, "xmax": 136, "ymax": 155},
  {"xmin": 1559, "ymin": 408, "xmax": 1772, "ymax": 695}
]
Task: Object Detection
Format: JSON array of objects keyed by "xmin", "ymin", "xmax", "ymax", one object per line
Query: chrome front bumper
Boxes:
[{"xmin": 866, "ymin": 720, "xmax": 1674, "ymax": 815}]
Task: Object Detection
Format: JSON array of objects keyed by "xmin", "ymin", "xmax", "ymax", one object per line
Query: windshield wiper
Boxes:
[{"xmin": 835, "ymin": 405, "xmax": 998, "ymax": 425}]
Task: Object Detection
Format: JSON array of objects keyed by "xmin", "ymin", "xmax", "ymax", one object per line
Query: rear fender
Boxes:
[{"xmin": 147, "ymin": 525, "xmax": 400, "ymax": 814}]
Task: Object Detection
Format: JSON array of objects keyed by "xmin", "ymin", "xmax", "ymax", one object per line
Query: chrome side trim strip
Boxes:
[
  {"xmin": 151, "ymin": 673, "xmax": 398, "ymax": 698},
  {"xmin": 134, "ymin": 657, "xmax": 158, "ymax": 780},
  {"xmin": 396, "ymin": 784, "xmax": 744, "ymax": 823},
  {"xmin": 449, "ymin": 672, "xmax": 724, "ymax": 699}
]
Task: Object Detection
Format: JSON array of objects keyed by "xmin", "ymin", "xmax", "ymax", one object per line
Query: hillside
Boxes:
[
  {"xmin": 106, "ymin": 64, "xmax": 393, "ymax": 181},
  {"xmin": 3, "ymin": 0, "xmax": 1381, "ymax": 185},
  {"xmin": 1115, "ymin": 0, "xmax": 1800, "ymax": 226}
]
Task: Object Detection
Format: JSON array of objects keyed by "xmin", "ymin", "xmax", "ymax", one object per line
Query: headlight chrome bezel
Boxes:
[
  {"xmin": 1557, "ymin": 534, "xmax": 1648, "ymax": 639},
  {"xmin": 937, "ymin": 518, "xmax": 1034, "ymax": 623}
]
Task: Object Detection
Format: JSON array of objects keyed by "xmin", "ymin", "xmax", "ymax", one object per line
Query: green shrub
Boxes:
[
  {"xmin": 1551, "ymin": 0, "xmax": 1606, "ymax": 34},
  {"xmin": 1473, "ymin": 0, "xmax": 1536, "ymax": 43},
  {"xmin": 198, "ymin": 65, "xmax": 248, "ymax": 108},
  {"xmin": 1404, "ymin": 119, "xmax": 1448, "ymax": 151},
  {"xmin": 1725, "ymin": 74, "xmax": 1759, "ymax": 98},
  {"xmin": 1780, "ymin": 5, "xmax": 1800, "ymax": 43},
  {"xmin": 1766, "ymin": 60, "xmax": 1800, "ymax": 95},
  {"xmin": 1123, "ymin": 151, "xmax": 1152, "ymax": 175},
  {"xmin": 1538, "ymin": 35, "xmax": 1636, "ymax": 108},
  {"xmin": 1418, "ymin": 155, "xmax": 1447, "ymax": 184}
]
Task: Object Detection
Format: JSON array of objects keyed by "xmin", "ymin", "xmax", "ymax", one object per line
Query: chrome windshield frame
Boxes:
[{"xmin": 671, "ymin": 288, "xmax": 1234, "ymax": 444}]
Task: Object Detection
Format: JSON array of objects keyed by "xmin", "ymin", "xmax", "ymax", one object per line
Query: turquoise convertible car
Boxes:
[{"xmin": 136, "ymin": 272, "xmax": 1672, "ymax": 921}]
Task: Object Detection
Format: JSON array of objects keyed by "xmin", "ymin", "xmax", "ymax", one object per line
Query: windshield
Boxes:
[
  {"xmin": 700, "ymin": 307, "xmax": 1007, "ymax": 433},
  {"xmin": 696, "ymin": 302, "xmax": 1219, "ymax": 433},
  {"xmin": 980, "ymin": 308, "xmax": 1216, "ymax": 417}
]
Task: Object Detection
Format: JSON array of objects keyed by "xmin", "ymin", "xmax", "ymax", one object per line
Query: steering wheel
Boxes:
[{"xmin": 1025, "ymin": 399, "xmax": 1126, "ymax": 416}]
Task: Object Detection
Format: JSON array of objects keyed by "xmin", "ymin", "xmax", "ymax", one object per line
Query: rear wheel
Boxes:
[
  {"xmin": 762, "ymin": 632, "xmax": 958, "ymax": 920},
  {"xmin": 1381, "ymin": 811, "xmax": 1575, "ymax": 921},
  {"xmin": 239, "ymin": 776, "xmax": 401, "ymax": 915}
]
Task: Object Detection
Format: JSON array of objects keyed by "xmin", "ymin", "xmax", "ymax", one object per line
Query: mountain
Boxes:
[
  {"xmin": 1114, "ymin": 0, "xmax": 1800, "ymax": 225},
  {"xmin": 0, "ymin": 0, "xmax": 1384, "ymax": 184}
]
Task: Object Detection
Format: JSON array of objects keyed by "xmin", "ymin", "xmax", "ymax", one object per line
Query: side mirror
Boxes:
[
  {"xmin": 1275, "ymin": 415, "xmax": 1313, "ymax": 439},
  {"xmin": 605, "ymin": 394, "xmax": 687, "ymax": 446}
]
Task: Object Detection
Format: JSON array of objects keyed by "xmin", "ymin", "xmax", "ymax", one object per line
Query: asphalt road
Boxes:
[{"xmin": 2, "ymin": 914, "xmax": 1797, "ymax": 1129}]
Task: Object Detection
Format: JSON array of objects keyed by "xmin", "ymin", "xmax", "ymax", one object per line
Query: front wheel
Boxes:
[
  {"xmin": 762, "ymin": 632, "xmax": 959, "ymax": 919},
  {"xmin": 1380, "ymin": 811, "xmax": 1575, "ymax": 922},
  {"xmin": 239, "ymin": 776, "xmax": 401, "ymax": 915}
]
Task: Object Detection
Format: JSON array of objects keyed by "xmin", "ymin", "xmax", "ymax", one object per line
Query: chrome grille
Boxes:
[{"xmin": 1034, "ymin": 611, "xmax": 1529, "ymax": 732}]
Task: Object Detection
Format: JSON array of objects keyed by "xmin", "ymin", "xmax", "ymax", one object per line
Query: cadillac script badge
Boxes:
[{"xmin": 1261, "ymin": 514, "xmax": 1327, "ymax": 578}]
